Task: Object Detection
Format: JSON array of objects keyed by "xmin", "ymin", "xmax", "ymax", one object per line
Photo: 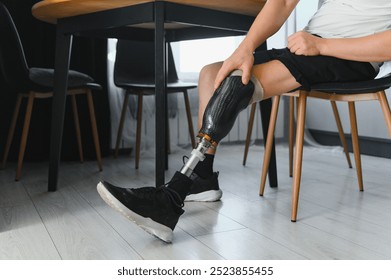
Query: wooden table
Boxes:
[{"xmin": 32, "ymin": 0, "xmax": 277, "ymax": 191}]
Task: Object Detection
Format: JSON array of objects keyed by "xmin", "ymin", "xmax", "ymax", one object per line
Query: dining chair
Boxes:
[
  {"xmin": 243, "ymin": 0, "xmax": 352, "ymax": 175},
  {"xmin": 243, "ymin": 98, "xmax": 353, "ymax": 173},
  {"xmin": 259, "ymin": 73, "xmax": 391, "ymax": 221},
  {"xmin": 113, "ymin": 39, "xmax": 197, "ymax": 169},
  {"xmin": 0, "ymin": 2, "xmax": 103, "ymax": 180}
]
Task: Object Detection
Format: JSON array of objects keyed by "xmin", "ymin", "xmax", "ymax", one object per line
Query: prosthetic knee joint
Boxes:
[{"xmin": 180, "ymin": 70, "xmax": 264, "ymax": 176}]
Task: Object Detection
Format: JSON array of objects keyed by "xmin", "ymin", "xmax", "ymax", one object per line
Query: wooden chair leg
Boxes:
[
  {"xmin": 288, "ymin": 96, "xmax": 295, "ymax": 177},
  {"xmin": 183, "ymin": 90, "xmax": 196, "ymax": 148},
  {"xmin": 243, "ymin": 103, "xmax": 257, "ymax": 166},
  {"xmin": 259, "ymin": 96, "xmax": 280, "ymax": 195},
  {"xmin": 330, "ymin": 101, "xmax": 352, "ymax": 168},
  {"xmin": 71, "ymin": 95, "xmax": 84, "ymax": 163},
  {"xmin": 15, "ymin": 93, "xmax": 35, "ymax": 181},
  {"xmin": 348, "ymin": 101, "xmax": 364, "ymax": 191},
  {"xmin": 291, "ymin": 92, "xmax": 308, "ymax": 222},
  {"xmin": 86, "ymin": 90, "xmax": 103, "ymax": 171},
  {"xmin": 2, "ymin": 95, "xmax": 23, "ymax": 169},
  {"xmin": 135, "ymin": 93, "xmax": 143, "ymax": 169},
  {"xmin": 114, "ymin": 93, "xmax": 130, "ymax": 158},
  {"xmin": 377, "ymin": 91, "xmax": 391, "ymax": 137},
  {"xmin": 290, "ymin": 95, "xmax": 300, "ymax": 175}
]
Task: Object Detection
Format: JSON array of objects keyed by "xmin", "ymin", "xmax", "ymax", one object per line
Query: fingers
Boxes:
[
  {"xmin": 214, "ymin": 63, "xmax": 232, "ymax": 90},
  {"xmin": 287, "ymin": 31, "xmax": 321, "ymax": 56},
  {"xmin": 214, "ymin": 66, "xmax": 252, "ymax": 89},
  {"xmin": 288, "ymin": 42, "xmax": 303, "ymax": 55},
  {"xmin": 214, "ymin": 59, "xmax": 254, "ymax": 89},
  {"xmin": 287, "ymin": 32, "xmax": 300, "ymax": 53},
  {"xmin": 241, "ymin": 67, "xmax": 251, "ymax": 85}
]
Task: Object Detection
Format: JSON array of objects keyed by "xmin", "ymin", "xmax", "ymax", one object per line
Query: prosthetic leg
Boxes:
[
  {"xmin": 180, "ymin": 70, "xmax": 264, "ymax": 176},
  {"xmin": 97, "ymin": 70, "xmax": 264, "ymax": 243}
]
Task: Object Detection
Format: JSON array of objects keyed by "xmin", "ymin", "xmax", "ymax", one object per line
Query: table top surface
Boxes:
[{"xmin": 32, "ymin": 0, "xmax": 265, "ymax": 23}]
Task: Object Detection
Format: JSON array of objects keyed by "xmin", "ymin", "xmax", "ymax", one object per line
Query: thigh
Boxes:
[
  {"xmin": 252, "ymin": 60, "xmax": 301, "ymax": 99},
  {"xmin": 253, "ymin": 48, "xmax": 377, "ymax": 93},
  {"xmin": 201, "ymin": 59, "xmax": 300, "ymax": 100}
]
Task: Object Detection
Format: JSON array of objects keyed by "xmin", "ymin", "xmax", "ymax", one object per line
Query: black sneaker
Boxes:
[
  {"xmin": 97, "ymin": 172, "xmax": 192, "ymax": 243},
  {"xmin": 185, "ymin": 172, "xmax": 222, "ymax": 202}
]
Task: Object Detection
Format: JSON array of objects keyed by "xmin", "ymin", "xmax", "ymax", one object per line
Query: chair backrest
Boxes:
[
  {"xmin": 114, "ymin": 40, "xmax": 179, "ymax": 86},
  {"xmin": 0, "ymin": 3, "xmax": 31, "ymax": 91}
]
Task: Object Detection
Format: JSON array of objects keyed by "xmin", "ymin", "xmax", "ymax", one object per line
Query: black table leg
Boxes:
[
  {"xmin": 154, "ymin": 2, "xmax": 167, "ymax": 187},
  {"xmin": 259, "ymin": 99, "xmax": 278, "ymax": 188},
  {"xmin": 48, "ymin": 27, "xmax": 73, "ymax": 192}
]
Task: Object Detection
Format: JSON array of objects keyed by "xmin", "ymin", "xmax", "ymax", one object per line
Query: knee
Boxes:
[{"xmin": 199, "ymin": 62, "xmax": 221, "ymax": 87}]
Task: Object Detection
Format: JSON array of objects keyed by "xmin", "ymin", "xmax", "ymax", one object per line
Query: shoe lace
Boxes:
[
  {"xmin": 131, "ymin": 184, "xmax": 184, "ymax": 209},
  {"xmin": 157, "ymin": 180, "xmax": 184, "ymax": 209}
]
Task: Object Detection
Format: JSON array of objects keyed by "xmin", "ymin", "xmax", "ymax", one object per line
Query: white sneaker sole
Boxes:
[
  {"xmin": 185, "ymin": 189, "xmax": 223, "ymax": 202},
  {"xmin": 97, "ymin": 182, "xmax": 173, "ymax": 243}
]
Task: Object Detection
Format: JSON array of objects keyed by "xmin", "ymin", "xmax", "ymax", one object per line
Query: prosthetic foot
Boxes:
[{"xmin": 181, "ymin": 70, "xmax": 264, "ymax": 176}]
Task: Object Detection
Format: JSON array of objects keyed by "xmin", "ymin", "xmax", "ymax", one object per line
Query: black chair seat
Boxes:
[
  {"xmin": 28, "ymin": 67, "xmax": 101, "ymax": 91},
  {"xmin": 311, "ymin": 73, "xmax": 391, "ymax": 94},
  {"xmin": 115, "ymin": 80, "xmax": 197, "ymax": 94}
]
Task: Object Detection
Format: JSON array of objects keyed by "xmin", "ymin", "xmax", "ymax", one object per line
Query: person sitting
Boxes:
[{"xmin": 97, "ymin": 0, "xmax": 391, "ymax": 242}]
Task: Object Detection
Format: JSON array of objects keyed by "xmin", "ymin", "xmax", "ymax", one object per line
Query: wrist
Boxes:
[
  {"xmin": 239, "ymin": 39, "xmax": 257, "ymax": 54},
  {"xmin": 317, "ymin": 38, "xmax": 328, "ymax": 56}
]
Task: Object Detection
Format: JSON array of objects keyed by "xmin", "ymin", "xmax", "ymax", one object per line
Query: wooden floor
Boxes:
[{"xmin": 1, "ymin": 143, "xmax": 391, "ymax": 260}]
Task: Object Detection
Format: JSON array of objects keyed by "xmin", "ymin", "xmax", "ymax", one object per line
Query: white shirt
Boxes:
[{"xmin": 304, "ymin": 0, "xmax": 391, "ymax": 39}]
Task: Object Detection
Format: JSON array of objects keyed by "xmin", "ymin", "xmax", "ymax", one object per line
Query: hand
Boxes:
[
  {"xmin": 287, "ymin": 31, "xmax": 324, "ymax": 56},
  {"xmin": 214, "ymin": 45, "xmax": 255, "ymax": 90}
]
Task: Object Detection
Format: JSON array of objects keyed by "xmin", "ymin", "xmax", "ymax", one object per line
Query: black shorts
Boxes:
[{"xmin": 253, "ymin": 48, "xmax": 378, "ymax": 90}]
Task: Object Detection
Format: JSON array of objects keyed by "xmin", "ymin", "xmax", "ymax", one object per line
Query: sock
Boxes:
[
  {"xmin": 193, "ymin": 153, "xmax": 214, "ymax": 178},
  {"xmin": 167, "ymin": 171, "xmax": 192, "ymax": 201}
]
